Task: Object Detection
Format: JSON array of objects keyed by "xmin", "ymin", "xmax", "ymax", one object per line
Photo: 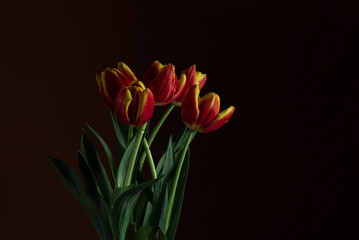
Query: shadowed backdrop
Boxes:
[{"xmin": 1, "ymin": 0, "xmax": 358, "ymax": 239}]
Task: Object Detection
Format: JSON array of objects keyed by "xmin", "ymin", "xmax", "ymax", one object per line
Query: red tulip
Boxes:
[
  {"xmin": 141, "ymin": 61, "xmax": 186, "ymax": 106},
  {"xmin": 96, "ymin": 62, "xmax": 137, "ymax": 110},
  {"xmin": 181, "ymin": 85, "xmax": 235, "ymax": 133},
  {"xmin": 174, "ymin": 64, "xmax": 207, "ymax": 106},
  {"xmin": 114, "ymin": 81, "xmax": 154, "ymax": 126}
]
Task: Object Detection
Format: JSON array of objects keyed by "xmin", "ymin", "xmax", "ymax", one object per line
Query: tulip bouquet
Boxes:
[{"xmin": 49, "ymin": 61, "xmax": 235, "ymax": 240}]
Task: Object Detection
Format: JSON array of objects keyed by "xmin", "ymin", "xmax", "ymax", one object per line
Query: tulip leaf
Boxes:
[
  {"xmin": 136, "ymin": 170, "xmax": 154, "ymax": 203},
  {"xmin": 78, "ymin": 152, "xmax": 112, "ymax": 240},
  {"xmin": 150, "ymin": 184, "xmax": 168, "ymax": 232},
  {"xmin": 77, "ymin": 151, "xmax": 100, "ymax": 196},
  {"xmin": 174, "ymin": 127, "xmax": 196, "ymax": 154},
  {"xmin": 147, "ymin": 137, "xmax": 178, "ymax": 233},
  {"xmin": 156, "ymin": 136, "xmax": 175, "ymax": 180},
  {"xmin": 134, "ymin": 193, "xmax": 151, "ymax": 228},
  {"xmin": 173, "ymin": 127, "xmax": 189, "ymax": 153},
  {"xmin": 126, "ymin": 224, "xmax": 167, "ymax": 240},
  {"xmin": 165, "ymin": 150, "xmax": 190, "ymax": 240},
  {"xmin": 81, "ymin": 130, "xmax": 112, "ymax": 204},
  {"xmin": 110, "ymin": 185, "xmax": 133, "ymax": 208},
  {"xmin": 110, "ymin": 111, "xmax": 128, "ymax": 150},
  {"xmin": 49, "ymin": 156, "xmax": 88, "ymax": 207},
  {"xmin": 111, "ymin": 178, "xmax": 160, "ymax": 240},
  {"xmin": 134, "ymin": 170, "xmax": 156, "ymax": 228},
  {"xmin": 49, "ymin": 156, "xmax": 106, "ymax": 240},
  {"xmin": 86, "ymin": 123, "xmax": 116, "ymax": 181},
  {"xmin": 115, "ymin": 133, "xmax": 139, "ymax": 188}
]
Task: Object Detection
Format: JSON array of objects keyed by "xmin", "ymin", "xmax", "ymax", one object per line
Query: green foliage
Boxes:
[
  {"xmin": 165, "ymin": 150, "xmax": 190, "ymax": 240},
  {"xmin": 126, "ymin": 224, "xmax": 167, "ymax": 240},
  {"xmin": 116, "ymin": 135, "xmax": 139, "ymax": 188},
  {"xmin": 86, "ymin": 123, "xmax": 116, "ymax": 181},
  {"xmin": 80, "ymin": 130, "xmax": 112, "ymax": 203},
  {"xmin": 112, "ymin": 179, "xmax": 160, "ymax": 240},
  {"xmin": 50, "ymin": 113, "xmax": 195, "ymax": 240},
  {"xmin": 49, "ymin": 156, "xmax": 110, "ymax": 240}
]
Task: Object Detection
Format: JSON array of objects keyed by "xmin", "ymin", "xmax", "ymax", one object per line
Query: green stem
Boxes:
[
  {"xmin": 143, "ymin": 138, "xmax": 157, "ymax": 180},
  {"xmin": 165, "ymin": 130, "xmax": 195, "ymax": 232},
  {"xmin": 127, "ymin": 126, "xmax": 134, "ymax": 145},
  {"xmin": 149, "ymin": 103, "xmax": 175, "ymax": 145},
  {"xmin": 124, "ymin": 123, "xmax": 147, "ymax": 187},
  {"xmin": 138, "ymin": 103, "xmax": 176, "ymax": 171}
]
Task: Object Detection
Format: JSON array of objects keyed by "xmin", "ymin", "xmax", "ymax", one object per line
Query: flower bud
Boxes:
[
  {"xmin": 141, "ymin": 61, "xmax": 186, "ymax": 106},
  {"xmin": 114, "ymin": 81, "xmax": 154, "ymax": 126},
  {"xmin": 96, "ymin": 62, "xmax": 137, "ymax": 110},
  {"xmin": 174, "ymin": 64, "xmax": 207, "ymax": 106},
  {"xmin": 181, "ymin": 85, "xmax": 235, "ymax": 133}
]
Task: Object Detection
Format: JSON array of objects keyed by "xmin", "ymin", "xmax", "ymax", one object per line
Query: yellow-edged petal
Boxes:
[
  {"xmin": 199, "ymin": 106, "xmax": 235, "ymax": 133},
  {"xmin": 114, "ymin": 88, "xmax": 133, "ymax": 125},
  {"xmin": 180, "ymin": 84, "xmax": 200, "ymax": 129}
]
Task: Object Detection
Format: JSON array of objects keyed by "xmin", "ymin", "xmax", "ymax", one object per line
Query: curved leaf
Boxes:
[
  {"xmin": 86, "ymin": 123, "xmax": 116, "ymax": 181},
  {"xmin": 49, "ymin": 157, "xmax": 105, "ymax": 240},
  {"xmin": 112, "ymin": 179, "xmax": 160, "ymax": 240},
  {"xmin": 126, "ymin": 224, "xmax": 167, "ymax": 240},
  {"xmin": 165, "ymin": 150, "xmax": 190, "ymax": 240},
  {"xmin": 81, "ymin": 130, "xmax": 112, "ymax": 204},
  {"xmin": 78, "ymin": 152, "xmax": 112, "ymax": 240}
]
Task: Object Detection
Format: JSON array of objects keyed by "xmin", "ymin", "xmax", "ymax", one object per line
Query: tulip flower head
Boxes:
[
  {"xmin": 174, "ymin": 64, "xmax": 207, "ymax": 106},
  {"xmin": 181, "ymin": 85, "xmax": 235, "ymax": 133},
  {"xmin": 114, "ymin": 81, "xmax": 154, "ymax": 126},
  {"xmin": 96, "ymin": 62, "xmax": 138, "ymax": 110},
  {"xmin": 141, "ymin": 61, "xmax": 186, "ymax": 106}
]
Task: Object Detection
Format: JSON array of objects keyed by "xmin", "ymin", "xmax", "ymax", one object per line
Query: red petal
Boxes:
[
  {"xmin": 181, "ymin": 84, "xmax": 200, "ymax": 129},
  {"xmin": 159, "ymin": 73, "xmax": 187, "ymax": 106},
  {"xmin": 197, "ymin": 72, "xmax": 207, "ymax": 90},
  {"xmin": 104, "ymin": 69, "xmax": 126, "ymax": 99},
  {"xmin": 197, "ymin": 92, "xmax": 220, "ymax": 127},
  {"xmin": 141, "ymin": 61, "xmax": 162, "ymax": 87},
  {"xmin": 114, "ymin": 88, "xmax": 132, "ymax": 125},
  {"xmin": 175, "ymin": 64, "xmax": 197, "ymax": 103},
  {"xmin": 96, "ymin": 74, "xmax": 113, "ymax": 109},
  {"xmin": 117, "ymin": 62, "xmax": 138, "ymax": 82},
  {"xmin": 135, "ymin": 88, "xmax": 155, "ymax": 126},
  {"xmin": 150, "ymin": 64, "xmax": 177, "ymax": 104},
  {"xmin": 199, "ymin": 106, "xmax": 235, "ymax": 133}
]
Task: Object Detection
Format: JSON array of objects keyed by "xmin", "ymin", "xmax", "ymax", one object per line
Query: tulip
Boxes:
[
  {"xmin": 173, "ymin": 64, "xmax": 207, "ymax": 106},
  {"xmin": 141, "ymin": 61, "xmax": 186, "ymax": 106},
  {"xmin": 96, "ymin": 62, "xmax": 137, "ymax": 110},
  {"xmin": 181, "ymin": 85, "xmax": 235, "ymax": 133},
  {"xmin": 114, "ymin": 81, "xmax": 154, "ymax": 126}
]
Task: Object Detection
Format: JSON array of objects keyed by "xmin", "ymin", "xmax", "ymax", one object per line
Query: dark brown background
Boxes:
[{"xmin": 1, "ymin": 0, "xmax": 359, "ymax": 239}]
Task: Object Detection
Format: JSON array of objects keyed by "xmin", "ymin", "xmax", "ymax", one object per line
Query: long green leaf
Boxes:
[
  {"xmin": 150, "ymin": 185, "xmax": 168, "ymax": 232},
  {"xmin": 116, "ymin": 131, "xmax": 141, "ymax": 188},
  {"xmin": 134, "ymin": 194, "xmax": 150, "ymax": 228},
  {"xmin": 110, "ymin": 111, "xmax": 128, "ymax": 150},
  {"xmin": 49, "ymin": 156, "xmax": 87, "ymax": 205},
  {"xmin": 49, "ymin": 157, "xmax": 105, "ymax": 240},
  {"xmin": 78, "ymin": 152, "xmax": 112, "ymax": 240},
  {"xmin": 165, "ymin": 150, "xmax": 190, "ymax": 240},
  {"xmin": 156, "ymin": 136, "xmax": 175, "ymax": 178},
  {"xmin": 134, "ymin": 171, "xmax": 156, "ymax": 228},
  {"xmin": 149, "ymin": 137, "xmax": 177, "ymax": 232},
  {"xmin": 86, "ymin": 123, "xmax": 116, "ymax": 181},
  {"xmin": 126, "ymin": 224, "xmax": 167, "ymax": 240},
  {"xmin": 81, "ymin": 130, "xmax": 112, "ymax": 204},
  {"xmin": 173, "ymin": 128, "xmax": 196, "ymax": 154},
  {"xmin": 112, "ymin": 179, "xmax": 160, "ymax": 240},
  {"xmin": 110, "ymin": 185, "xmax": 132, "ymax": 208},
  {"xmin": 77, "ymin": 151, "xmax": 101, "ymax": 196}
]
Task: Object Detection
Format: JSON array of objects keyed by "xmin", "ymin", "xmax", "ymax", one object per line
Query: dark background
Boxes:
[{"xmin": 1, "ymin": 0, "xmax": 359, "ymax": 239}]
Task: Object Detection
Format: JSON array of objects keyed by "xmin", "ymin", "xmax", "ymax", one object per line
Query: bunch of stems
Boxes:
[{"xmin": 122, "ymin": 103, "xmax": 194, "ymax": 233}]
